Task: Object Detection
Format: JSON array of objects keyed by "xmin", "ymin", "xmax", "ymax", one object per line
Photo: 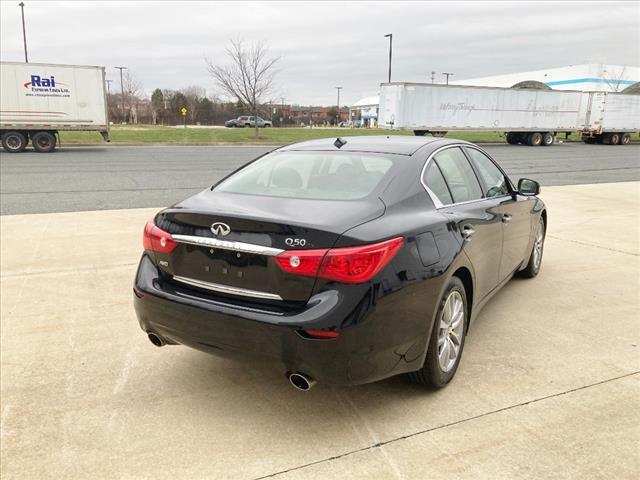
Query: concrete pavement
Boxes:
[{"xmin": 1, "ymin": 182, "xmax": 639, "ymax": 479}]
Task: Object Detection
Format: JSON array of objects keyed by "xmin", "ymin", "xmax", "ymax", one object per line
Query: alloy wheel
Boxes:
[
  {"xmin": 437, "ymin": 290, "xmax": 465, "ymax": 372},
  {"xmin": 533, "ymin": 219, "xmax": 544, "ymax": 270}
]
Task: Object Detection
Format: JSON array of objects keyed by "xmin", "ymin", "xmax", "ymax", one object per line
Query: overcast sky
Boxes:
[{"xmin": 1, "ymin": 1, "xmax": 638, "ymax": 105}]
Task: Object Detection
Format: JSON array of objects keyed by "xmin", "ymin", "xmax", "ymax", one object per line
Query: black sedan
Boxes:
[
  {"xmin": 134, "ymin": 136, "xmax": 546, "ymax": 390},
  {"xmin": 224, "ymin": 118, "xmax": 238, "ymax": 128}
]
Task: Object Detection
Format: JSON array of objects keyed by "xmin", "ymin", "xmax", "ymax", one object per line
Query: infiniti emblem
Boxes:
[{"xmin": 210, "ymin": 222, "xmax": 231, "ymax": 237}]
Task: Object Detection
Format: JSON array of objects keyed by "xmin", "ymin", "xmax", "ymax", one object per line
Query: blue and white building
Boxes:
[{"xmin": 452, "ymin": 63, "xmax": 638, "ymax": 92}]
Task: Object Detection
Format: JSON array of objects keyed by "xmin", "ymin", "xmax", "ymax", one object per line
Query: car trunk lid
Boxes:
[{"xmin": 152, "ymin": 190, "xmax": 385, "ymax": 303}]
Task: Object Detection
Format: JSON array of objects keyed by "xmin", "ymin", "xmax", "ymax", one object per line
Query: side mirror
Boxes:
[{"xmin": 518, "ymin": 178, "xmax": 540, "ymax": 196}]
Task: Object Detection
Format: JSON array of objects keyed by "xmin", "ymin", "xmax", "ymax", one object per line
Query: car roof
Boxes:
[{"xmin": 278, "ymin": 135, "xmax": 468, "ymax": 156}]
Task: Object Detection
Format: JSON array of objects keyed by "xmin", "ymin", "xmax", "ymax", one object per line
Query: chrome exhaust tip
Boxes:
[
  {"xmin": 287, "ymin": 372, "xmax": 316, "ymax": 391},
  {"xmin": 147, "ymin": 332, "xmax": 165, "ymax": 347}
]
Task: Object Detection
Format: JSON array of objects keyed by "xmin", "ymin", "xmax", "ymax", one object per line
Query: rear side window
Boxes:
[
  {"xmin": 215, "ymin": 151, "xmax": 395, "ymax": 200},
  {"xmin": 423, "ymin": 162, "xmax": 453, "ymax": 205},
  {"xmin": 465, "ymin": 148, "xmax": 510, "ymax": 197},
  {"xmin": 433, "ymin": 148, "xmax": 482, "ymax": 203}
]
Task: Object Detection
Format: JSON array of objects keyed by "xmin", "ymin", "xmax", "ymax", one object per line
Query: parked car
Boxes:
[
  {"xmin": 224, "ymin": 118, "xmax": 238, "ymax": 128},
  {"xmin": 134, "ymin": 136, "xmax": 546, "ymax": 391},
  {"xmin": 236, "ymin": 116, "xmax": 272, "ymax": 128},
  {"xmin": 338, "ymin": 121, "xmax": 349, "ymax": 128}
]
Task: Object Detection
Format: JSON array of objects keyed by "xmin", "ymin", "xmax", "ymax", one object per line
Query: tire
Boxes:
[
  {"xmin": 518, "ymin": 216, "xmax": 546, "ymax": 278},
  {"xmin": 264, "ymin": 124, "xmax": 271, "ymax": 128},
  {"xmin": 621, "ymin": 133, "xmax": 631, "ymax": 145},
  {"xmin": 506, "ymin": 132, "xmax": 519, "ymax": 145},
  {"xmin": 541, "ymin": 132, "xmax": 554, "ymax": 146},
  {"xmin": 609, "ymin": 133, "xmax": 621, "ymax": 145},
  {"xmin": 31, "ymin": 131, "xmax": 57, "ymax": 153},
  {"xmin": 414, "ymin": 130, "xmax": 427, "ymax": 136},
  {"xmin": 601, "ymin": 133, "xmax": 612, "ymax": 145},
  {"xmin": 527, "ymin": 132, "xmax": 543, "ymax": 146},
  {"xmin": 408, "ymin": 276, "xmax": 468, "ymax": 388},
  {"xmin": 1, "ymin": 131, "xmax": 28, "ymax": 153},
  {"xmin": 583, "ymin": 137, "xmax": 596, "ymax": 144}
]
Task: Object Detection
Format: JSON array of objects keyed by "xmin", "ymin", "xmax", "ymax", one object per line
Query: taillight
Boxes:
[
  {"xmin": 143, "ymin": 221, "xmax": 177, "ymax": 254},
  {"xmin": 275, "ymin": 249, "xmax": 327, "ymax": 276},
  {"xmin": 275, "ymin": 237, "xmax": 403, "ymax": 284}
]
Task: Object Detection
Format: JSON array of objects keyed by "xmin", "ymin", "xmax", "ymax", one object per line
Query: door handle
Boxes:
[
  {"xmin": 502, "ymin": 213, "xmax": 512, "ymax": 224},
  {"xmin": 461, "ymin": 224, "xmax": 475, "ymax": 241}
]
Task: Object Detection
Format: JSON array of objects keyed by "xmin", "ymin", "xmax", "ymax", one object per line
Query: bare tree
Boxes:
[
  {"xmin": 603, "ymin": 66, "xmax": 628, "ymax": 92},
  {"xmin": 122, "ymin": 71, "xmax": 143, "ymax": 123},
  {"xmin": 206, "ymin": 39, "xmax": 279, "ymax": 137}
]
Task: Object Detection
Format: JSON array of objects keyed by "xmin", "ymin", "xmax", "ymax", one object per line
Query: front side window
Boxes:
[
  {"xmin": 465, "ymin": 148, "xmax": 510, "ymax": 198},
  {"xmin": 433, "ymin": 148, "xmax": 482, "ymax": 203},
  {"xmin": 215, "ymin": 151, "xmax": 395, "ymax": 200}
]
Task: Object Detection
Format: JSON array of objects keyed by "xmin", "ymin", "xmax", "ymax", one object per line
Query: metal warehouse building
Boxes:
[{"xmin": 452, "ymin": 63, "xmax": 639, "ymax": 92}]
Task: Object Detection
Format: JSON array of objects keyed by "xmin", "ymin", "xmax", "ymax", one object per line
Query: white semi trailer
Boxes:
[
  {"xmin": 379, "ymin": 82, "xmax": 639, "ymax": 146},
  {"xmin": 0, "ymin": 61, "xmax": 109, "ymax": 153}
]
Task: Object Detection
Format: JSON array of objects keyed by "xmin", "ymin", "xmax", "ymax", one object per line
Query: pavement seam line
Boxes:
[
  {"xmin": 547, "ymin": 234, "xmax": 639, "ymax": 256},
  {"xmin": 252, "ymin": 371, "xmax": 640, "ymax": 480},
  {"xmin": 0, "ymin": 262, "xmax": 138, "ymax": 279}
]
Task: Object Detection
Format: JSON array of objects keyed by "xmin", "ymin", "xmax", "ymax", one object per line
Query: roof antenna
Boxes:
[{"xmin": 334, "ymin": 137, "xmax": 347, "ymax": 149}]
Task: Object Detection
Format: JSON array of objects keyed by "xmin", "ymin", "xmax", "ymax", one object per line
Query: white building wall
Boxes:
[{"xmin": 452, "ymin": 64, "xmax": 639, "ymax": 92}]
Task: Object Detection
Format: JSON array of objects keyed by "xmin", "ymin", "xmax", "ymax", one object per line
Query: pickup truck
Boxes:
[{"xmin": 236, "ymin": 116, "xmax": 272, "ymax": 128}]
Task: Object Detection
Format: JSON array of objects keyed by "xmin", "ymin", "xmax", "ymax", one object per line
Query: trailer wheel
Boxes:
[
  {"xmin": 583, "ymin": 137, "xmax": 597, "ymax": 144},
  {"xmin": 527, "ymin": 132, "xmax": 543, "ymax": 146},
  {"xmin": 541, "ymin": 132, "xmax": 554, "ymax": 146},
  {"xmin": 413, "ymin": 130, "xmax": 427, "ymax": 136},
  {"xmin": 31, "ymin": 131, "xmax": 57, "ymax": 153},
  {"xmin": 608, "ymin": 133, "xmax": 621, "ymax": 145},
  {"xmin": 621, "ymin": 133, "xmax": 631, "ymax": 145},
  {"xmin": 506, "ymin": 132, "xmax": 519, "ymax": 144},
  {"xmin": 1, "ymin": 131, "xmax": 28, "ymax": 153}
]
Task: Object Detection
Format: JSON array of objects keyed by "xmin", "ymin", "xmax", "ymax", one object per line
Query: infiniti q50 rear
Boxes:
[{"xmin": 133, "ymin": 136, "xmax": 546, "ymax": 390}]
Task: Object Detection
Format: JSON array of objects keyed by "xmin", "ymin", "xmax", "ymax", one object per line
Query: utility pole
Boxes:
[
  {"xmin": 18, "ymin": 2, "xmax": 28, "ymax": 62},
  {"xmin": 384, "ymin": 33, "xmax": 393, "ymax": 83},
  {"xmin": 431, "ymin": 71, "xmax": 436, "ymax": 84},
  {"xmin": 443, "ymin": 72, "xmax": 454, "ymax": 85},
  {"xmin": 335, "ymin": 86, "xmax": 342, "ymax": 126},
  {"xmin": 115, "ymin": 66, "xmax": 128, "ymax": 123}
]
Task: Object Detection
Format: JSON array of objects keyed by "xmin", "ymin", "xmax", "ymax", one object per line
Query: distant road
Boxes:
[{"xmin": 1, "ymin": 143, "xmax": 638, "ymax": 215}]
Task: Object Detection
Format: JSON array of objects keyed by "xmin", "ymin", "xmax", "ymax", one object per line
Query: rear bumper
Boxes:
[{"xmin": 133, "ymin": 254, "xmax": 433, "ymax": 385}]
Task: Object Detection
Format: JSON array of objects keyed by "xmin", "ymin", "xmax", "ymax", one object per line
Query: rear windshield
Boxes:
[{"xmin": 215, "ymin": 151, "xmax": 396, "ymax": 200}]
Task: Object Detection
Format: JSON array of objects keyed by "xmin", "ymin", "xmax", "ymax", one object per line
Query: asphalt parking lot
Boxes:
[
  {"xmin": 1, "ymin": 180, "xmax": 638, "ymax": 479},
  {"xmin": 1, "ymin": 142, "xmax": 638, "ymax": 215}
]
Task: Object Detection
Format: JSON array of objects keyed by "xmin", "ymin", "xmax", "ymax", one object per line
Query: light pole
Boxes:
[
  {"xmin": 335, "ymin": 86, "xmax": 342, "ymax": 126},
  {"xmin": 443, "ymin": 72, "xmax": 454, "ymax": 85},
  {"xmin": 281, "ymin": 97, "xmax": 285, "ymax": 126},
  {"xmin": 115, "ymin": 66, "xmax": 127, "ymax": 123},
  {"xmin": 18, "ymin": 2, "xmax": 28, "ymax": 62},
  {"xmin": 384, "ymin": 33, "xmax": 392, "ymax": 83}
]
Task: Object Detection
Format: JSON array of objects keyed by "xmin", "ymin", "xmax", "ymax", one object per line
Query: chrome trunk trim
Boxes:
[
  {"xmin": 172, "ymin": 275, "xmax": 283, "ymax": 301},
  {"xmin": 171, "ymin": 234, "xmax": 284, "ymax": 256}
]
